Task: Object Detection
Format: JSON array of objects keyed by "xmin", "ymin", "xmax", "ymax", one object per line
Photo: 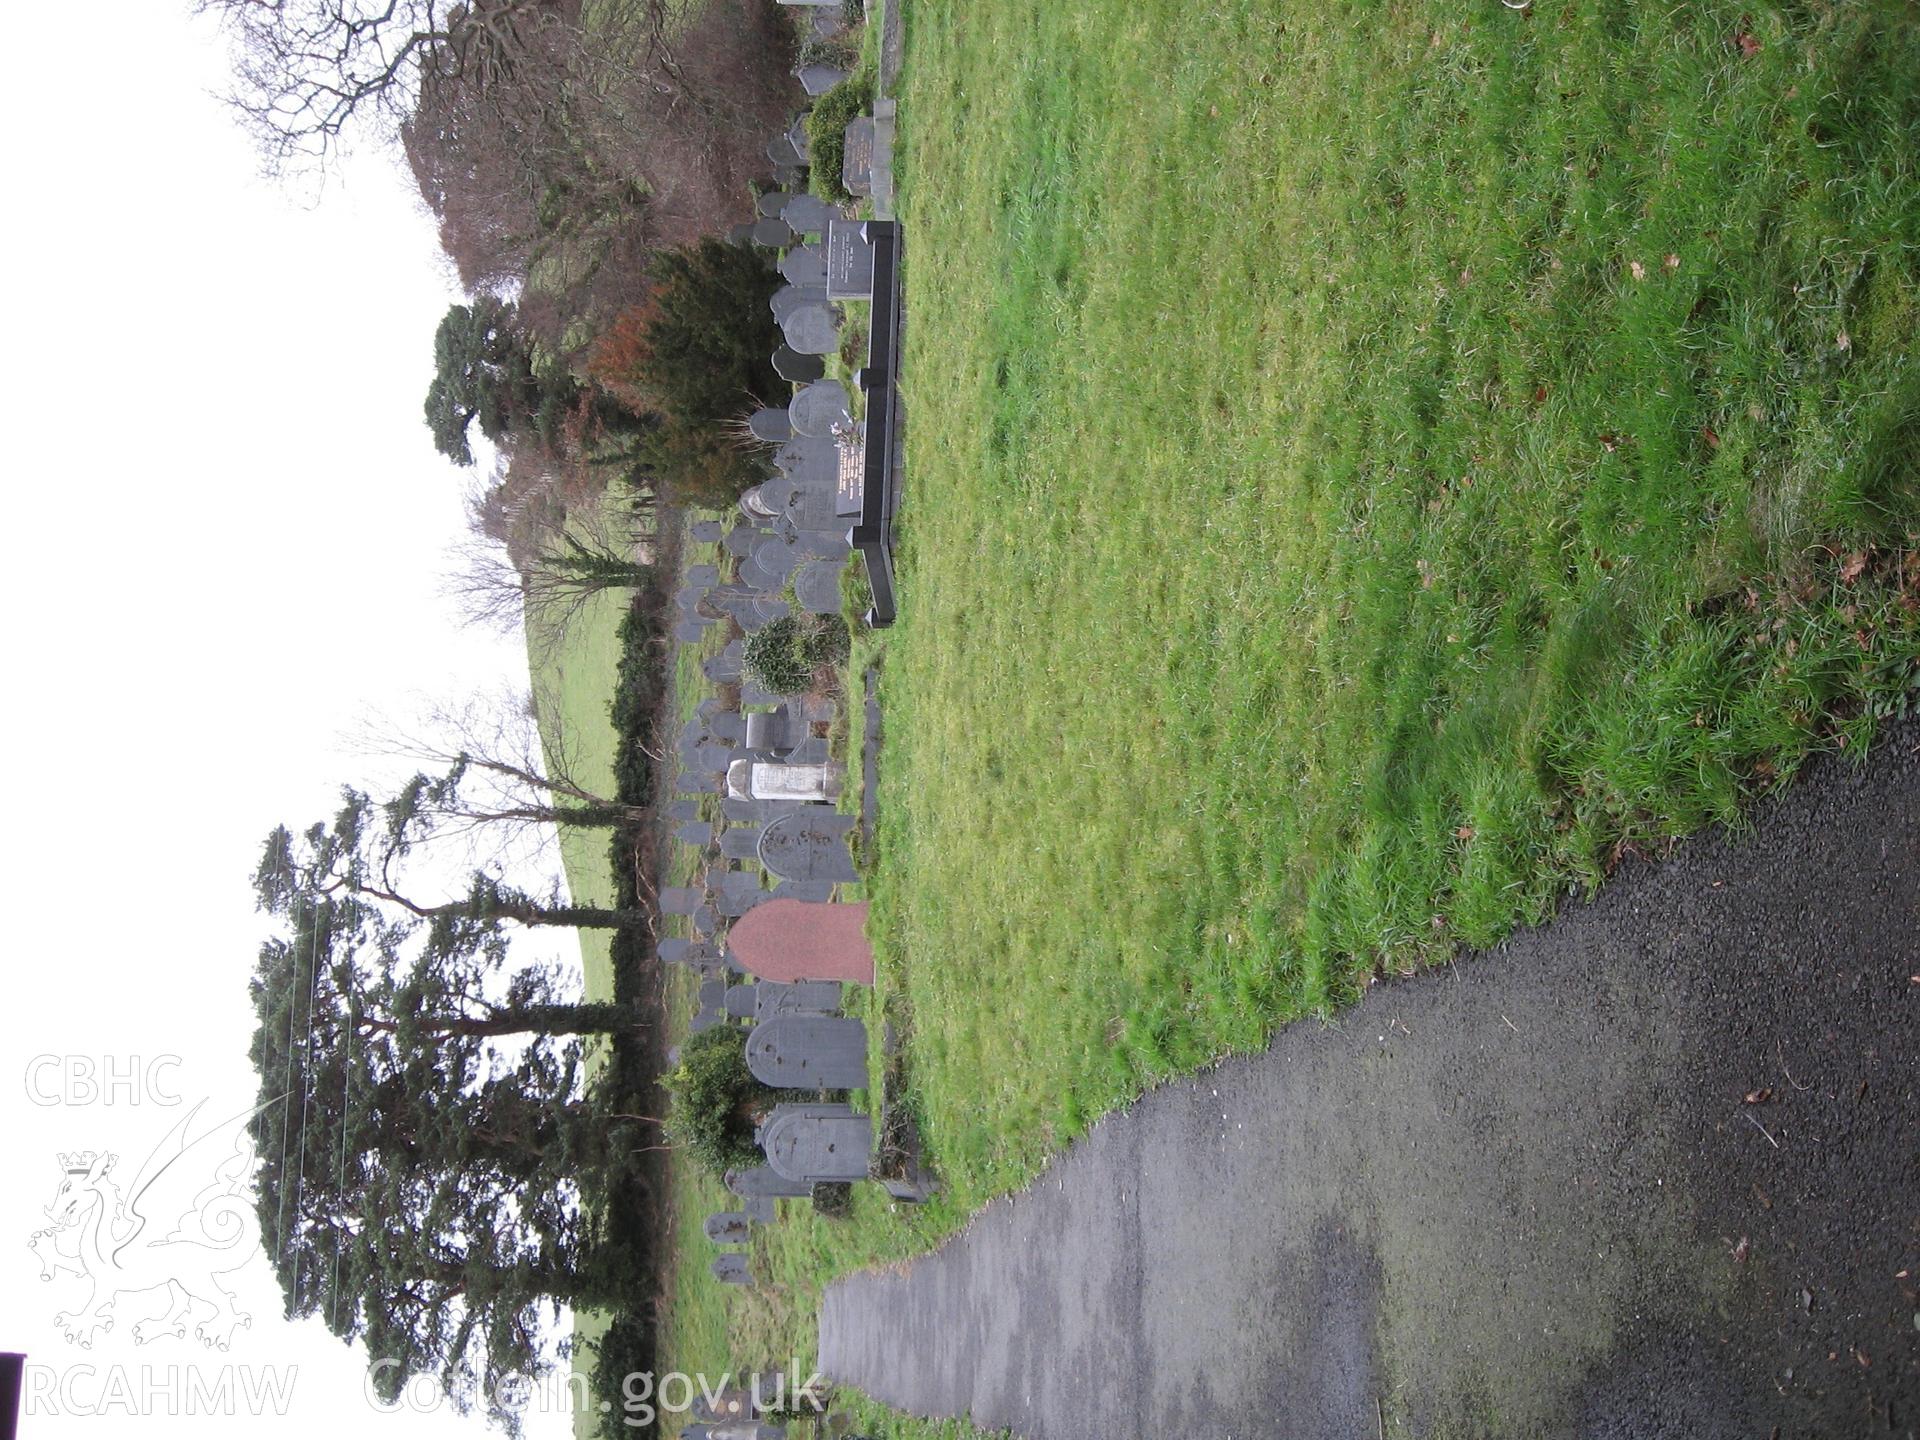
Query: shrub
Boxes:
[
  {"xmin": 664, "ymin": 1025, "xmax": 769, "ymax": 1176},
  {"xmin": 586, "ymin": 1312, "xmax": 656, "ymax": 1439},
  {"xmin": 745, "ymin": 614, "xmax": 850, "ymax": 695},
  {"xmin": 587, "ymin": 238, "xmax": 783, "ymax": 503},
  {"xmin": 806, "ymin": 66, "xmax": 876, "ymax": 203}
]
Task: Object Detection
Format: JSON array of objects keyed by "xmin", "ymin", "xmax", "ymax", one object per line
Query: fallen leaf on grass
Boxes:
[
  {"xmin": 1454, "ymin": 825, "xmax": 1475, "ymax": 841},
  {"xmin": 1836, "ymin": 330, "xmax": 1851, "ymax": 352},
  {"xmin": 1734, "ymin": 28, "xmax": 1761, "ymax": 56},
  {"xmin": 1629, "ymin": 259, "xmax": 1647, "ymax": 281},
  {"xmin": 1744, "ymin": 1087, "xmax": 1774, "ymax": 1105},
  {"xmin": 1702, "ymin": 425, "xmax": 1721, "ymax": 450},
  {"xmin": 1730, "ymin": 1236, "xmax": 1750, "ymax": 1264},
  {"xmin": 1840, "ymin": 551, "xmax": 1869, "ymax": 583}
]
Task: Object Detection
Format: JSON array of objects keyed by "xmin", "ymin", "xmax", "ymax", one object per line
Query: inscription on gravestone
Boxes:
[
  {"xmin": 840, "ymin": 118, "xmax": 876, "ymax": 198},
  {"xmin": 836, "ymin": 437, "xmax": 864, "ymax": 516},
  {"xmin": 745, "ymin": 1014, "xmax": 869, "ymax": 1089},
  {"xmin": 704, "ymin": 1212, "xmax": 752, "ymax": 1244},
  {"xmin": 825, "ymin": 220, "xmax": 875, "ymax": 300}
]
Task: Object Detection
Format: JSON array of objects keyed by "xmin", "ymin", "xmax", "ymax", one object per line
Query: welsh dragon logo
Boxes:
[{"xmin": 26, "ymin": 1101, "xmax": 261, "ymax": 1351}]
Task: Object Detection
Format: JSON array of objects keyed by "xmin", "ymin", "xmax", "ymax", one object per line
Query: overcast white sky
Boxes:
[{"xmin": 0, "ymin": 4, "xmax": 590, "ymax": 1435}]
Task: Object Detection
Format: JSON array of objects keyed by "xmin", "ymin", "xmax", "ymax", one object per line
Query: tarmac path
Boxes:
[{"xmin": 820, "ymin": 726, "xmax": 1920, "ymax": 1438}]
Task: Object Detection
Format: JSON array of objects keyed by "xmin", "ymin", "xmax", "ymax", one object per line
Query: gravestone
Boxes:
[
  {"xmin": 742, "ymin": 1194, "xmax": 777, "ymax": 1223},
  {"xmin": 779, "ymin": 244, "xmax": 827, "ymax": 287},
  {"xmin": 779, "ymin": 192, "xmax": 835, "ymax": 238},
  {"xmin": 726, "ymin": 221, "xmax": 755, "ymax": 245},
  {"xmin": 789, "ymin": 379, "xmax": 851, "ymax": 437},
  {"xmin": 755, "ymin": 190, "xmax": 794, "ymax": 218},
  {"xmin": 660, "ymin": 887, "xmax": 704, "ymax": 916},
  {"xmin": 747, "ymin": 407, "xmax": 791, "ymax": 443},
  {"xmin": 785, "ymin": 117, "xmax": 811, "ymax": 161},
  {"xmin": 728, "ymin": 899, "xmax": 875, "ymax": 984},
  {"xmin": 753, "ymin": 980, "xmax": 844, "ymax": 1019},
  {"xmin": 774, "ymin": 434, "xmax": 840, "ymax": 489},
  {"xmin": 725, "ymin": 1165, "xmax": 812, "ymax": 1200},
  {"xmin": 795, "ymin": 62, "xmax": 846, "ymax": 96},
  {"xmin": 750, "ymin": 537, "xmax": 800, "ymax": 585},
  {"xmin": 690, "ymin": 520, "xmax": 724, "ymax": 543},
  {"xmin": 658, "ymin": 938, "xmax": 719, "ymax": 967},
  {"xmin": 690, "ymin": 1007, "xmax": 725, "ymax": 1035},
  {"xmin": 751, "ymin": 215, "xmax": 794, "ymax": 249},
  {"xmin": 825, "ymin": 220, "xmax": 876, "ymax": 299},
  {"xmin": 721, "ymin": 826, "xmax": 763, "ymax": 861},
  {"xmin": 710, "ymin": 1253, "xmax": 753, "ymax": 1286},
  {"xmin": 691, "ymin": 904, "xmax": 721, "ymax": 938},
  {"xmin": 773, "ymin": 878, "xmax": 837, "ymax": 903},
  {"xmin": 759, "ymin": 1103, "xmax": 873, "ymax": 1182},
  {"xmin": 735, "ymin": 556, "xmax": 785, "ymax": 595},
  {"xmin": 723, "ymin": 984, "xmax": 759, "ymax": 1019},
  {"xmin": 687, "ymin": 563, "xmax": 721, "ymax": 589},
  {"xmin": 697, "ymin": 977, "xmax": 728, "ymax": 1011},
  {"xmin": 667, "ymin": 800, "xmax": 701, "ymax": 822},
  {"xmin": 835, "ymin": 433, "xmax": 865, "ymax": 517},
  {"xmin": 771, "ymin": 283, "xmax": 829, "ymax": 323},
  {"xmin": 707, "ymin": 711, "xmax": 746, "ymax": 745},
  {"xmin": 765, "ymin": 132, "xmax": 802, "ymax": 169},
  {"xmin": 746, "ymin": 1015, "xmax": 869, "ymax": 1088},
  {"xmin": 704, "ymin": 1212, "xmax": 752, "ymax": 1245},
  {"xmin": 793, "ymin": 558, "xmax": 846, "ymax": 614},
  {"xmin": 840, "ymin": 118, "xmax": 876, "ymax": 198},
  {"xmin": 772, "ymin": 344, "xmax": 825, "ymax": 384},
  {"xmin": 758, "ymin": 810, "xmax": 859, "ymax": 885},
  {"xmin": 724, "ymin": 523, "xmax": 764, "ymax": 558},
  {"xmin": 743, "ymin": 706, "xmax": 808, "ymax": 756},
  {"xmin": 675, "ymin": 821, "xmax": 716, "ymax": 847},
  {"xmin": 704, "ymin": 652, "xmax": 745, "ymax": 685},
  {"xmin": 781, "ymin": 303, "xmax": 838, "ymax": 356},
  {"xmin": 673, "ymin": 620, "xmax": 709, "ymax": 644}
]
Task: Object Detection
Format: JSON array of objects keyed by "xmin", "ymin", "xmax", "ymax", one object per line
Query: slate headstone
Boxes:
[
  {"xmin": 779, "ymin": 244, "xmax": 827, "ymax": 287},
  {"xmin": 725, "ymin": 1164, "xmax": 812, "ymax": 1200},
  {"xmin": 721, "ymin": 826, "xmax": 764, "ymax": 861},
  {"xmin": 759, "ymin": 1103, "xmax": 873, "ymax": 1182},
  {"xmin": 723, "ymin": 984, "xmax": 759, "ymax": 1019},
  {"xmin": 789, "ymin": 379, "xmax": 851, "ymax": 438},
  {"xmin": 825, "ymin": 220, "xmax": 876, "ymax": 299},
  {"xmin": 710, "ymin": 1253, "xmax": 753, "ymax": 1286},
  {"xmin": 746, "ymin": 1015, "xmax": 869, "ymax": 1089},
  {"xmin": 795, "ymin": 63, "xmax": 847, "ymax": 97},
  {"xmin": 666, "ymin": 800, "xmax": 701, "ymax": 823},
  {"xmin": 698, "ymin": 977, "xmax": 728, "ymax": 1011},
  {"xmin": 778, "ymin": 192, "xmax": 835, "ymax": 238},
  {"xmin": 772, "ymin": 344, "xmax": 825, "ymax": 384},
  {"xmin": 793, "ymin": 558, "xmax": 846, "ymax": 615},
  {"xmin": 747, "ymin": 407, "xmax": 792, "ymax": 443},
  {"xmin": 690, "ymin": 1008, "xmax": 724, "ymax": 1035},
  {"xmin": 676, "ymin": 820, "xmax": 716, "ymax": 847},
  {"xmin": 753, "ymin": 980, "xmax": 844, "ymax": 1019},
  {"xmin": 660, "ymin": 887, "xmax": 704, "ymax": 916},
  {"xmin": 690, "ymin": 520, "xmax": 725, "ymax": 543},
  {"xmin": 658, "ymin": 938, "xmax": 719, "ymax": 967},
  {"xmin": 772, "ymin": 283, "xmax": 829, "ymax": 323},
  {"xmin": 781, "ymin": 303, "xmax": 839, "ymax": 356},
  {"xmin": 686, "ymin": 563, "xmax": 721, "ymax": 589},
  {"xmin": 750, "ymin": 537, "xmax": 800, "ymax": 585},
  {"xmin": 751, "ymin": 215, "xmax": 794, "ymax": 249},
  {"xmin": 755, "ymin": 190, "xmax": 794, "ymax": 218},
  {"xmin": 704, "ymin": 1211, "xmax": 752, "ymax": 1245},
  {"xmin": 840, "ymin": 118, "xmax": 876, "ymax": 198},
  {"xmin": 757, "ymin": 810, "xmax": 859, "ymax": 885}
]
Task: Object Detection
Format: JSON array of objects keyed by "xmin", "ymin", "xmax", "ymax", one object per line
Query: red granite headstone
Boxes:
[{"xmin": 727, "ymin": 899, "xmax": 874, "ymax": 984}]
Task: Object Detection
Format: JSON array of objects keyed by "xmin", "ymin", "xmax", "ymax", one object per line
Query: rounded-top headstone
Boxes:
[
  {"xmin": 757, "ymin": 810, "xmax": 858, "ymax": 884},
  {"xmin": 727, "ymin": 899, "xmax": 874, "ymax": 984},
  {"xmin": 771, "ymin": 283, "xmax": 826, "ymax": 322},
  {"xmin": 772, "ymin": 344, "xmax": 825, "ymax": 384},
  {"xmin": 755, "ymin": 190, "xmax": 793, "ymax": 218},
  {"xmin": 778, "ymin": 192, "xmax": 835, "ymax": 238},
  {"xmin": 796, "ymin": 63, "xmax": 847, "ymax": 97},
  {"xmin": 779, "ymin": 244, "xmax": 827, "ymax": 288},
  {"xmin": 780, "ymin": 304, "xmax": 838, "ymax": 356},
  {"xmin": 747, "ymin": 407, "xmax": 791, "ymax": 443},
  {"xmin": 788, "ymin": 379, "xmax": 851, "ymax": 438},
  {"xmin": 751, "ymin": 216, "xmax": 794, "ymax": 249}
]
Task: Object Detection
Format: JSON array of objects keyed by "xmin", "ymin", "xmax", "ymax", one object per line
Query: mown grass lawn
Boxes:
[{"xmin": 869, "ymin": 0, "xmax": 1920, "ymax": 1208}]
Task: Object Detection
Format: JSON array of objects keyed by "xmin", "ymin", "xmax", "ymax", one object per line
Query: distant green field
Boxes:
[{"xmin": 525, "ymin": 591, "xmax": 631, "ymax": 1439}]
